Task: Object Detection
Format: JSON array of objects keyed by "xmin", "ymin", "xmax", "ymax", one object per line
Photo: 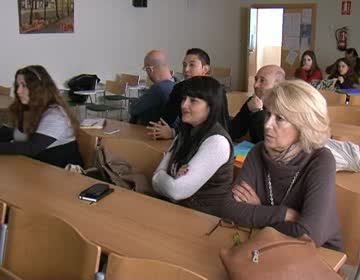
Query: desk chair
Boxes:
[
  {"xmin": 0, "ymin": 201, "xmax": 7, "ymax": 266},
  {"xmin": 226, "ymin": 92, "xmax": 250, "ymax": 117},
  {"xmin": 0, "ymin": 266, "xmax": 22, "ymax": 280},
  {"xmin": 86, "ymin": 79, "xmax": 129, "ymax": 120},
  {"xmin": 0, "ymin": 86, "xmax": 11, "ymax": 96},
  {"xmin": 104, "ymin": 74, "xmax": 140, "ymax": 119},
  {"xmin": 105, "ymin": 253, "xmax": 208, "ymax": 280},
  {"xmin": 327, "ymin": 105, "xmax": 360, "ymax": 126},
  {"xmin": 101, "ymin": 137, "xmax": 164, "ymax": 187},
  {"xmin": 319, "ymin": 90, "xmax": 347, "ymax": 105},
  {"xmin": 336, "ymin": 174, "xmax": 360, "ymax": 265},
  {"xmin": 77, "ymin": 129, "xmax": 99, "ymax": 169},
  {"xmin": 212, "ymin": 67, "xmax": 232, "ymax": 91},
  {"xmin": 3, "ymin": 208, "xmax": 101, "ymax": 280}
]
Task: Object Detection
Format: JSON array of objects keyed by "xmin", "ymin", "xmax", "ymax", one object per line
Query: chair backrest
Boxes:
[
  {"xmin": 0, "ymin": 200, "xmax": 7, "ymax": 224},
  {"xmin": 336, "ymin": 176, "xmax": 360, "ymax": 265},
  {"xmin": 120, "ymin": 73, "xmax": 140, "ymax": 87},
  {"xmin": 319, "ymin": 90, "xmax": 347, "ymax": 105},
  {"xmin": 77, "ymin": 129, "xmax": 99, "ymax": 169},
  {"xmin": 349, "ymin": 95, "xmax": 360, "ymax": 106},
  {"xmin": 101, "ymin": 137, "xmax": 164, "ymax": 183},
  {"xmin": 211, "ymin": 67, "xmax": 231, "ymax": 90},
  {"xmin": 105, "ymin": 79, "xmax": 124, "ymax": 95},
  {"xmin": 0, "ymin": 266, "xmax": 22, "ymax": 280},
  {"xmin": 109, "ymin": 74, "xmax": 140, "ymax": 96},
  {"xmin": 0, "ymin": 86, "xmax": 11, "ymax": 96},
  {"xmin": 3, "ymin": 207, "xmax": 101, "ymax": 280},
  {"xmin": 0, "ymin": 201, "xmax": 8, "ymax": 266},
  {"xmin": 226, "ymin": 92, "xmax": 250, "ymax": 117},
  {"xmin": 327, "ymin": 105, "xmax": 360, "ymax": 126},
  {"xmin": 106, "ymin": 253, "xmax": 208, "ymax": 280}
]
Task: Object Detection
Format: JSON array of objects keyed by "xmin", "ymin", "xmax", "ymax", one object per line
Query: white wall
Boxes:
[
  {"xmin": 0, "ymin": 0, "xmax": 359, "ymax": 90},
  {"xmin": 0, "ymin": 0, "xmax": 241, "ymax": 89}
]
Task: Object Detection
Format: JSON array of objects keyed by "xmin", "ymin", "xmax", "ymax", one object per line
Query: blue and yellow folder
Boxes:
[{"xmin": 233, "ymin": 141, "xmax": 255, "ymax": 167}]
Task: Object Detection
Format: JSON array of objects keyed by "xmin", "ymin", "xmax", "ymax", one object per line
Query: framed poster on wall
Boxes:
[{"xmin": 18, "ymin": 0, "xmax": 74, "ymax": 34}]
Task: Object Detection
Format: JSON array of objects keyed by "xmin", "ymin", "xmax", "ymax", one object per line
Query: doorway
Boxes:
[
  {"xmin": 248, "ymin": 8, "xmax": 283, "ymax": 92},
  {"xmin": 243, "ymin": 4, "xmax": 317, "ymax": 92}
]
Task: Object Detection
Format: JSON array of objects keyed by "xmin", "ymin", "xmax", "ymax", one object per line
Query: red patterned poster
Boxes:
[
  {"xmin": 18, "ymin": 0, "xmax": 74, "ymax": 34},
  {"xmin": 341, "ymin": 0, "xmax": 351, "ymax": 15}
]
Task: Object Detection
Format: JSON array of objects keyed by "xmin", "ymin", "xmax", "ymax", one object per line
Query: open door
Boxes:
[
  {"xmin": 246, "ymin": 7, "xmax": 283, "ymax": 92},
  {"xmin": 243, "ymin": 4, "xmax": 317, "ymax": 89},
  {"xmin": 247, "ymin": 8, "xmax": 258, "ymax": 92}
]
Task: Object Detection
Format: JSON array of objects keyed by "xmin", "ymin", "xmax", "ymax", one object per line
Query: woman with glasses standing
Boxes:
[{"xmin": 0, "ymin": 65, "xmax": 82, "ymax": 167}]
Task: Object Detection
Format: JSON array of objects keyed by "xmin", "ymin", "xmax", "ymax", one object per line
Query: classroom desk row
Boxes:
[{"xmin": 0, "ymin": 156, "xmax": 347, "ymax": 279}]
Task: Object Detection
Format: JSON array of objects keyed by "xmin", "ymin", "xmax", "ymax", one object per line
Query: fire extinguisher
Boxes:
[{"xmin": 335, "ymin": 27, "xmax": 348, "ymax": 51}]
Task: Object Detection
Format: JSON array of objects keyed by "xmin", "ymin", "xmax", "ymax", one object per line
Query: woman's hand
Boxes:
[
  {"xmin": 232, "ymin": 181, "xmax": 261, "ymax": 205},
  {"xmin": 337, "ymin": 76, "xmax": 345, "ymax": 84},
  {"xmin": 146, "ymin": 118, "xmax": 174, "ymax": 140},
  {"xmin": 285, "ymin": 208, "xmax": 300, "ymax": 222},
  {"xmin": 176, "ymin": 164, "xmax": 189, "ymax": 178}
]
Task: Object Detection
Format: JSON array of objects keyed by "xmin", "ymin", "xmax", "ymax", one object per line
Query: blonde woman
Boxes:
[{"xmin": 222, "ymin": 80, "xmax": 342, "ymax": 251}]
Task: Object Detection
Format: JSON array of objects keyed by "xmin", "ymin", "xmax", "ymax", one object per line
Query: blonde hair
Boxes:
[{"xmin": 264, "ymin": 80, "xmax": 330, "ymax": 152}]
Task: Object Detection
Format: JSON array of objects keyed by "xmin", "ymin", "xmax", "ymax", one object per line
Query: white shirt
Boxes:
[{"xmin": 152, "ymin": 134, "xmax": 231, "ymax": 201}]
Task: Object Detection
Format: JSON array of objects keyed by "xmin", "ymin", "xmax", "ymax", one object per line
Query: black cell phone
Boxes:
[{"xmin": 79, "ymin": 183, "xmax": 113, "ymax": 202}]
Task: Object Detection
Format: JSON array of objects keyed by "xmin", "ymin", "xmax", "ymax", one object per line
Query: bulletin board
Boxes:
[{"xmin": 280, "ymin": 4, "xmax": 317, "ymax": 77}]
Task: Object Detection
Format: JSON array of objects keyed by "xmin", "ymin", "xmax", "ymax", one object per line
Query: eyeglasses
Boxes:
[
  {"xmin": 142, "ymin": 64, "xmax": 165, "ymax": 72},
  {"xmin": 205, "ymin": 218, "xmax": 251, "ymax": 241}
]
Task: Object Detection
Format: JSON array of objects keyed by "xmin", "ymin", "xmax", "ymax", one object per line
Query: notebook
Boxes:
[
  {"xmin": 80, "ymin": 118, "xmax": 105, "ymax": 129},
  {"xmin": 233, "ymin": 141, "xmax": 255, "ymax": 167}
]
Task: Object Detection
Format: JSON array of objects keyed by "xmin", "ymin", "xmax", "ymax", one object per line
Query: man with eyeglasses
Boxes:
[{"xmin": 129, "ymin": 50, "xmax": 175, "ymax": 125}]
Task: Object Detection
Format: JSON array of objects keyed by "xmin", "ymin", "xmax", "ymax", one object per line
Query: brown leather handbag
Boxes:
[{"xmin": 220, "ymin": 227, "xmax": 342, "ymax": 280}]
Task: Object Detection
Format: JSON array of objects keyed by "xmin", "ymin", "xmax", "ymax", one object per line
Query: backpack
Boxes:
[{"xmin": 67, "ymin": 74, "xmax": 100, "ymax": 103}]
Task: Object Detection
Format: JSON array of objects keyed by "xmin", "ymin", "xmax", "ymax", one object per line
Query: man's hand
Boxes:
[
  {"xmin": 232, "ymin": 181, "xmax": 261, "ymax": 205},
  {"xmin": 146, "ymin": 118, "xmax": 174, "ymax": 140},
  {"xmin": 247, "ymin": 95, "xmax": 263, "ymax": 112}
]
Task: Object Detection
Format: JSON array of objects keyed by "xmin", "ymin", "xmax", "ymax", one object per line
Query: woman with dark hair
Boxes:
[
  {"xmin": 152, "ymin": 76, "xmax": 233, "ymax": 216},
  {"xmin": 328, "ymin": 58, "xmax": 359, "ymax": 89},
  {"xmin": 294, "ymin": 50, "xmax": 322, "ymax": 83},
  {"xmin": 0, "ymin": 65, "xmax": 82, "ymax": 167}
]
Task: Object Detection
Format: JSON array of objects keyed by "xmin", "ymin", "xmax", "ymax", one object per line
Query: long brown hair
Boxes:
[
  {"xmin": 300, "ymin": 50, "xmax": 320, "ymax": 74},
  {"xmin": 10, "ymin": 65, "xmax": 79, "ymax": 134}
]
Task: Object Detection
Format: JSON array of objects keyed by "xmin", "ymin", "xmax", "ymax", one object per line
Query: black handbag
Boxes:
[{"xmin": 67, "ymin": 74, "xmax": 100, "ymax": 103}]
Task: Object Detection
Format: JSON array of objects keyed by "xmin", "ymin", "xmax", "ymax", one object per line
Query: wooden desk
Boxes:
[
  {"xmin": 336, "ymin": 171, "xmax": 360, "ymax": 265},
  {"xmin": 79, "ymin": 120, "xmax": 172, "ymax": 168},
  {"xmin": 226, "ymin": 91, "xmax": 250, "ymax": 117},
  {"xmin": 0, "ymin": 156, "xmax": 347, "ymax": 279},
  {"xmin": 331, "ymin": 122, "xmax": 360, "ymax": 144},
  {"xmin": 81, "ymin": 119, "xmax": 171, "ymax": 153}
]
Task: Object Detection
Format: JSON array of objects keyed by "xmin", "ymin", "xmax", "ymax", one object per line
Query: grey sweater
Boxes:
[{"xmin": 221, "ymin": 142, "xmax": 342, "ymax": 251}]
